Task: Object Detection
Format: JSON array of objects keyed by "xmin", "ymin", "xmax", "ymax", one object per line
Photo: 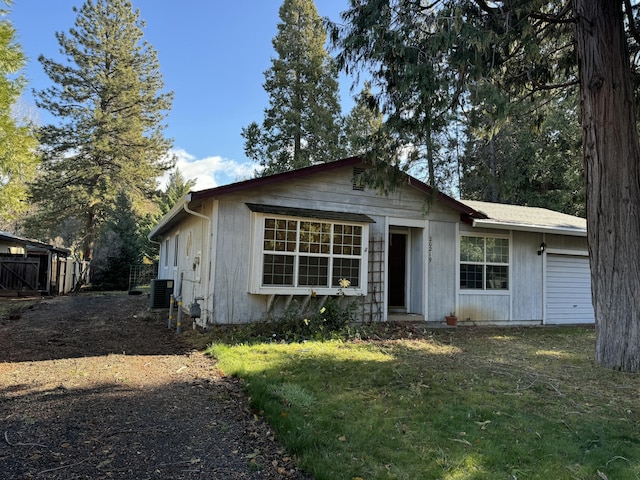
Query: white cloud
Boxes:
[{"xmin": 159, "ymin": 148, "xmax": 259, "ymax": 192}]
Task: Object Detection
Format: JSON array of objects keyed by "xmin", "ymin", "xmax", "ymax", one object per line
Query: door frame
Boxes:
[
  {"xmin": 384, "ymin": 218, "xmax": 428, "ymax": 320},
  {"xmin": 388, "ymin": 229, "xmax": 409, "ymax": 312}
]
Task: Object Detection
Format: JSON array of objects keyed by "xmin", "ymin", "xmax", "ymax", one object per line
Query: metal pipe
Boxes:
[
  {"xmin": 168, "ymin": 294, "xmax": 174, "ymax": 329},
  {"xmin": 176, "ymin": 296, "xmax": 182, "ymax": 334}
]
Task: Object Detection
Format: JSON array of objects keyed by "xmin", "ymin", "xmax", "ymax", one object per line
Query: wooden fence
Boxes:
[{"xmin": 0, "ymin": 257, "xmax": 40, "ymax": 295}]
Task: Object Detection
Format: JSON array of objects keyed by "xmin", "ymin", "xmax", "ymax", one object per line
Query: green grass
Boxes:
[{"xmin": 205, "ymin": 327, "xmax": 640, "ymax": 479}]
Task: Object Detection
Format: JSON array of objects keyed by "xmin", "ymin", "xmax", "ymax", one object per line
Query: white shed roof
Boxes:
[{"xmin": 460, "ymin": 200, "xmax": 587, "ymax": 236}]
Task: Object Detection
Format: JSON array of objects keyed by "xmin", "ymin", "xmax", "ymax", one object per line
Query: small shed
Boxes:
[
  {"xmin": 148, "ymin": 157, "xmax": 592, "ymax": 326},
  {"xmin": 0, "ymin": 232, "xmax": 84, "ymax": 296}
]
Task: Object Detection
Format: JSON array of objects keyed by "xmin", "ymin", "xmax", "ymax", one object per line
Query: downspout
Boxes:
[{"xmin": 183, "ymin": 193, "xmax": 212, "ymax": 326}]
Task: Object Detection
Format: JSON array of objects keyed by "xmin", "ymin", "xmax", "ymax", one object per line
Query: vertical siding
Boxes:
[
  {"xmin": 458, "ymin": 294, "xmax": 510, "ymax": 321},
  {"xmin": 409, "ymin": 227, "xmax": 424, "ymax": 314},
  {"xmin": 427, "ymin": 221, "xmax": 457, "ymax": 321},
  {"xmin": 213, "ymin": 200, "xmax": 265, "ymax": 323},
  {"xmin": 545, "ymin": 234, "xmax": 588, "ymax": 251},
  {"xmin": 511, "ymin": 231, "xmax": 544, "ymax": 322}
]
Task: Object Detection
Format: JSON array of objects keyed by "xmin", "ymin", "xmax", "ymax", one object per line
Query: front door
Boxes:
[{"xmin": 388, "ymin": 232, "xmax": 407, "ymax": 312}]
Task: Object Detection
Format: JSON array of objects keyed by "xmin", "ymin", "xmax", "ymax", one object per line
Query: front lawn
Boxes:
[{"xmin": 206, "ymin": 326, "xmax": 640, "ymax": 479}]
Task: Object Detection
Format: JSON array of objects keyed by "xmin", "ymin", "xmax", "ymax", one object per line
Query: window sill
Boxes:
[
  {"xmin": 250, "ymin": 286, "xmax": 364, "ymax": 296},
  {"xmin": 460, "ymin": 289, "xmax": 510, "ymax": 295}
]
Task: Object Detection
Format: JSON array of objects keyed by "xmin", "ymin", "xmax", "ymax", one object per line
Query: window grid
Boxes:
[
  {"xmin": 261, "ymin": 217, "xmax": 363, "ymax": 289},
  {"xmin": 460, "ymin": 236, "xmax": 509, "ymax": 290},
  {"xmin": 263, "ymin": 254, "xmax": 294, "ymax": 286}
]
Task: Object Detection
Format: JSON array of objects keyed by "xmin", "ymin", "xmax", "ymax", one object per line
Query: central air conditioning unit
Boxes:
[{"xmin": 149, "ymin": 279, "xmax": 174, "ymax": 309}]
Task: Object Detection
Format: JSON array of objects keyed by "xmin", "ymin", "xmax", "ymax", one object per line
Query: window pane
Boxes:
[
  {"xmin": 263, "ymin": 254, "xmax": 294, "ymax": 286},
  {"xmin": 460, "ymin": 236, "xmax": 484, "ymax": 262},
  {"xmin": 486, "ymin": 265, "xmax": 508, "ymax": 289},
  {"xmin": 298, "ymin": 256, "xmax": 329, "ymax": 286},
  {"xmin": 333, "ymin": 223, "xmax": 361, "ymax": 256},
  {"xmin": 460, "ymin": 264, "xmax": 483, "ymax": 289},
  {"xmin": 264, "ymin": 218, "xmax": 297, "ymax": 252},
  {"xmin": 333, "ymin": 258, "xmax": 360, "ymax": 287},
  {"xmin": 300, "ymin": 221, "xmax": 331, "ymax": 255},
  {"xmin": 486, "ymin": 238, "xmax": 509, "ymax": 263}
]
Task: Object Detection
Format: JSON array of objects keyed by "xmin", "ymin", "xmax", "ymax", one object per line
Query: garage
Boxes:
[{"xmin": 545, "ymin": 254, "xmax": 594, "ymax": 324}]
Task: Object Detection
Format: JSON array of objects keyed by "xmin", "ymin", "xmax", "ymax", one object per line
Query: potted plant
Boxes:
[{"xmin": 445, "ymin": 311, "xmax": 458, "ymax": 326}]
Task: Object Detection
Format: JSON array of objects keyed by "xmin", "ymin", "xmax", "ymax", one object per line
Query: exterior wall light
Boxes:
[{"xmin": 537, "ymin": 242, "xmax": 546, "ymax": 255}]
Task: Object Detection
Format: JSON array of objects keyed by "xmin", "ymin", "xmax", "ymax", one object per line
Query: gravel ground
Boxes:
[{"xmin": 0, "ymin": 293, "xmax": 310, "ymax": 479}]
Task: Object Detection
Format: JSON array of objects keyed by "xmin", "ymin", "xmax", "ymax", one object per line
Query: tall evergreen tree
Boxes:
[
  {"xmin": 0, "ymin": 0, "xmax": 38, "ymax": 226},
  {"xmin": 158, "ymin": 168, "xmax": 196, "ymax": 215},
  {"xmin": 334, "ymin": 0, "xmax": 640, "ymax": 372},
  {"xmin": 461, "ymin": 93, "xmax": 584, "ymax": 216},
  {"xmin": 91, "ymin": 191, "xmax": 143, "ymax": 290},
  {"xmin": 29, "ymin": 0, "xmax": 173, "ymax": 260},
  {"xmin": 331, "ymin": 1, "xmax": 465, "ymax": 190},
  {"xmin": 342, "ymin": 83, "xmax": 383, "ymax": 157},
  {"xmin": 242, "ymin": 0, "xmax": 343, "ymax": 175}
]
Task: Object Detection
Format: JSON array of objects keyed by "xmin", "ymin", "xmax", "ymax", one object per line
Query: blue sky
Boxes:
[{"xmin": 9, "ymin": 1, "xmax": 355, "ymax": 190}]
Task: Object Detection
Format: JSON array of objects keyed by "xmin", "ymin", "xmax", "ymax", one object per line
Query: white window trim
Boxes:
[
  {"xmin": 249, "ymin": 212, "xmax": 369, "ymax": 296},
  {"xmin": 458, "ymin": 231, "xmax": 511, "ymax": 295}
]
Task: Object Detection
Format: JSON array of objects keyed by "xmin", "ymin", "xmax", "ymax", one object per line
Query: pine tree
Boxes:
[
  {"xmin": 158, "ymin": 168, "xmax": 196, "ymax": 215},
  {"xmin": 0, "ymin": 1, "xmax": 38, "ymax": 226},
  {"xmin": 29, "ymin": 0, "xmax": 173, "ymax": 260},
  {"xmin": 460, "ymin": 93, "xmax": 584, "ymax": 216},
  {"xmin": 242, "ymin": 0, "xmax": 344, "ymax": 175},
  {"xmin": 91, "ymin": 191, "xmax": 143, "ymax": 290},
  {"xmin": 342, "ymin": 83, "xmax": 383, "ymax": 157}
]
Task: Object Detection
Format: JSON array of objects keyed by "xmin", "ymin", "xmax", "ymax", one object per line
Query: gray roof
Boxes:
[{"xmin": 460, "ymin": 200, "xmax": 587, "ymax": 236}]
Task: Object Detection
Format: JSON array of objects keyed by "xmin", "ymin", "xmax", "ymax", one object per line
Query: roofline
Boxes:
[
  {"xmin": 405, "ymin": 177, "xmax": 488, "ymax": 219},
  {"xmin": 147, "ymin": 194, "xmax": 190, "ymax": 241},
  {"xmin": 190, "ymin": 156, "xmax": 364, "ymax": 202},
  {"xmin": 148, "ymin": 157, "xmax": 490, "ymax": 240},
  {"xmin": 471, "ymin": 218, "xmax": 587, "ymax": 237},
  {"xmin": 0, "ymin": 232, "xmax": 71, "ymax": 254}
]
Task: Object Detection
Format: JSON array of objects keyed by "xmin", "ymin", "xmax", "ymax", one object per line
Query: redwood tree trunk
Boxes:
[{"xmin": 575, "ymin": 0, "xmax": 640, "ymax": 371}]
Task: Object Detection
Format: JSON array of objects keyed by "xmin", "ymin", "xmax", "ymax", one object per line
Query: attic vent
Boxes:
[{"xmin": 352, "ymin": 167, "xmax": 366, "ymax": 191}]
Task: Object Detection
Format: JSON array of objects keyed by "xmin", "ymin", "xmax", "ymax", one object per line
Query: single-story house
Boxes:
[
  {"xmin": 148, "ymin": 156, "xmax": 592, "ymax": 326},
  {"xmin": 0, "ymin": 232, "xmax": 87, "ymax": 296}
]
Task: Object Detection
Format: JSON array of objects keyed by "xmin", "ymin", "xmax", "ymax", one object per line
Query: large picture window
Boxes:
[
  {"xmin": 259, "ymin": 216, "xmax": 365, "ymax": 291},
  {"xmin": 460, "ymin": 235, "xmax": 509, "ymax": 290}
]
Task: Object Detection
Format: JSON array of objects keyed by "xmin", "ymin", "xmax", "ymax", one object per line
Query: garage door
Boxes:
[{"xmin": 546, "ymin": 254, "xmax": 595, "ymax": 324}]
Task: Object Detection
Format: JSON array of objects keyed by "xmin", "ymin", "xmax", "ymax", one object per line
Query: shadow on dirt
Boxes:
[
  {"xmin": 0, "ymin": 293, "xmax": 189, "ymax": 362},
  {"xmin": 0, "ymin": 378, "xmax": 289, "ymax": 479}
]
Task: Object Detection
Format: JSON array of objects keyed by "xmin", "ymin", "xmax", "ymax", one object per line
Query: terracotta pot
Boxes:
[{"xmin": 445, "ymin": 315, "xmax": 458, "ymax": 326}]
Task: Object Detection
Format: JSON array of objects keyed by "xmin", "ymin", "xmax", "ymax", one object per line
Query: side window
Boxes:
[
  {"xmin": 460, "ymin": 235, "xmax": 509, "ymax": 290},
  {"xmin": 173, "ymin": 234, "xmax": 179, "ymax": 268}
]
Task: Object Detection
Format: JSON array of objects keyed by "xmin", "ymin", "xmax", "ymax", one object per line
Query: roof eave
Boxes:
[
  {"xmin": 405, "ymin": 177, "xmax": 488, "ymax": 218},
  {"xmin": 471, "ymin": 219, "xmax": 587, "ymax": 237},
  {"xmin": 190, "ymin": 156, "xmax": 364, "ymax": 202},
  {"xmin": 148, "ymin": 194, "xmax": 191, "ymax": 241}
]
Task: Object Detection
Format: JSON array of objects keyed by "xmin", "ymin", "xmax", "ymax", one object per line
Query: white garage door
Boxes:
[{"xmin": 546, "ymin": 254, "xmax": 595, "ymax": 324}]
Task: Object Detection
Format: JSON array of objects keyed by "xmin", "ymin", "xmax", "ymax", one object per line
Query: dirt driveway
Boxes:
[{"xmin": 0, "ymin": 293, "xmax": 308, "ymax": 479}]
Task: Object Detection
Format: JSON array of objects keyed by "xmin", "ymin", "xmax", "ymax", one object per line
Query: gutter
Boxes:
[
  {"xmin": 471, "ymin": 218, "xmax": 587, "ymax": 237},
  {"xmin": 147, "ymin": 195, "xmax": 189, "ymax": 241},
  {"xmin": 183, "ymin": 193, "xmax": 210, "ymax": 221}
]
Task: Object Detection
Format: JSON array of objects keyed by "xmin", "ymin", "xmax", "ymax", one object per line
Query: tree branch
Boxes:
[
  {"xmin": 624, "ymin": 0, "xmax": 640, "ymax": 46},
  {"xmin": 530, "ymin": 2, "xmax": 575, "ymax": 25}
]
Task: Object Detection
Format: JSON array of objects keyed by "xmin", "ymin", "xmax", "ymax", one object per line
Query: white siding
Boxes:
[
  {"xmin": 427, "ymin": 221, "xmax": 457, "ymax": 321},
  {"xmin": 511, "ymin": 231, "xmax": 544, "ymax": 322},
  {"xmin": 545, "ymin": 254, "xmax": 594, "ymax": 324}
]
